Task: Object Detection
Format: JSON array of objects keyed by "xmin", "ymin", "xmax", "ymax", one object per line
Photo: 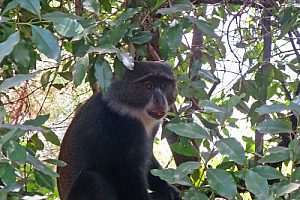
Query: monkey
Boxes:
[{"xmin": 57, "ymin": 61, "xmax": 181, "ymax": 200}]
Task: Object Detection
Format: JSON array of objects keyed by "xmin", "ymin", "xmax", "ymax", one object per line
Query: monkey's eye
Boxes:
[
  {"xmin": 145, "ymin": 81, "xmax": 154, "ymax": 91},
  {"xmin": 160, "ymin": 83, "xmax": 166, "ymax": 90}
]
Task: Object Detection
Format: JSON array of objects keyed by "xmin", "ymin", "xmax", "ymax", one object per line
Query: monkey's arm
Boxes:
[{"xmin": 148, "ymin": 155, "xmax": 182, "ymax": 200}]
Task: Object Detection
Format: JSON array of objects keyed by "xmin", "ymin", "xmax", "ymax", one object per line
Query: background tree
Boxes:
[{"xmin": 0, "ymin": 0, "xmax": 299, "ymax": 199}]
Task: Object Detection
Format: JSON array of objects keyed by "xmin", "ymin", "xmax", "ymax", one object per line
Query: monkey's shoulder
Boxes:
[{"xmin": 68, "ymin": 92, "xmax": 146, "ymax": 137}]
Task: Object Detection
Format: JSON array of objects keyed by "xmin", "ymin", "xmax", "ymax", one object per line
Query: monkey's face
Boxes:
[{"xmin": 135, "ymin": 76, "xmax": 177, "ymax": 120}]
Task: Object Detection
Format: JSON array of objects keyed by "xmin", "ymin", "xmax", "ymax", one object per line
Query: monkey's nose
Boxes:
[{"xmin": 152, "ymin": 90, "xmax": 165, "ymax": 106}]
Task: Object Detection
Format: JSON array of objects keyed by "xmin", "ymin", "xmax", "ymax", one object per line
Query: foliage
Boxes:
[{"xmin": 0, "ymin": 0, "xmax": 299, "ymax": 199}]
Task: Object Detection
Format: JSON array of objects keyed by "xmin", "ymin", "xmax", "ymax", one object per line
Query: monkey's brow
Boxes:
[{"xmin": 132, "ymin": 73, "xmax": 175, "ymax": 83}]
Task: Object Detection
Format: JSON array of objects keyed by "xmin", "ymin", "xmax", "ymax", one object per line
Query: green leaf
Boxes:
[
  {"xmin": 245, "ymin": 170, "xmax": 269, "ymax": 199},
  {"xmin": 258, "ymin": 152, "xmax": 290, "ymax": 163},
  {"xmin": 105, "ymin": 22, "xmax": 130, "ymax": 45},
  {"xmin": 151, "ymin": 168, "xmax": 176, "ymax": 183},
  {"xmin": 157, "ymin": 4, "xmax": 193, "ymax": 15},
  {"xmin": 52, "ymin": 18, "xmax": 84, "ymax": 37},
  {"xmin": 192, "ymin": 193, "xmax": 209, "ymax": 200},
  {"xmin": 175, "ymin": 162, "xmax": 201, "ymax": 177},
  {"xmin": 31, "ymin": 25, "xmax": 61, "ymax": 62},
  {"xmin": 116, "ymin": 7, "xmax": 142, "ymax": 24},
  {"xmin": 256, "ymin": 119, "xmax": 292, "ymax": 134},
  {"xmin": 216, "ymin": 138, "xmax": 246, "ymax": 165},
  {"xmin": 116, "ymin": 52, "xmax": 134, "ymax": 70},
  {"xmin": 72, "ymin": 54, "xmax": 89, "ymax": 87},
  {"xmin": 165, "ymin": 24, "xmax": 183, "ymax": 51},
  {"xmin": 7, "ymin": 141, "xmax": 27, "ymax": 164},
  {"xmin": 200, "ymin": 100, "xmax": 223, "ymax": 113},
  {"xmin": 1, "ymin": 123, "xmax": 48, "ymax": 133},
  {"xmin": 276, "ymin": 183, "xmax": 300, "ymax": 196},
  {"xmin": 0, "ymin": 129, "xmax": 19, "ymax": 150},
  {"xmin": 187, "ymin": 16, "xmax": 220, "ymax": 39},
  {"xmin": 94, "ymin": 57, "xmax": 112, "ymax": 92},
  {"xmin": 292, "ymin": 167, "xmax": 300, "ymax": 183},
  {"xmin": 0, "ymin": 71, "xmax": 39, "ymax": 92},
  {"xmin": 82, "ymin": 0, "xmax": 100, "ymax": 14},
  {"xmin": 44, "ymin": 159, "xmax": 67, "ymax": 167},
  {"xmin": 42, "ymin": 130, "xmax": 60, "ymax": 146},
  {"xmin": 26, "ymin": 153, "xmax": 58, "ymax": 177},
  {"xmin": 40, "ymin": 71, "xmax": 52, "ymax": 90},
  {"xmin": 34, "ymin": 170, "xmax": 55, "ymax": 191},
  {"xmin": 166, "ymin": 122, "xmax": 210, "ymax": 140},
  {"xmin": 207, "ymin": 168, "xmax": 237, "ymax": 199},
  {"xmin": 0, "ymin": 31, "xmax": 20, "ymax": 63},
  {"xmin": 252, "ymin": 166, "xmax": 284, "ymax": 180},
  {"xmin": 150, "ymin": 0, "xmax": 165, "ymax": 11},
  {"xmin": 42, "ymin": 11, "xmax": 81, "ymax": 20},
  {"xmin": 28, "ymin": 134, "xmax": 44, "ymax": 151},
  {"xmin": 0, "ymin": 163, "xmax": 16, "ymax": 185},
  {"xmin": 151, "ymin": 168, "xmax": 192, "ymax": 186},
  {"xmin": 184, "ymin": 189, "xmax": 210, "ymax": 200},
  {"xmin": 226, "ymin": 94, "xmax": 244, "ymax": 110},
  {"xmin": 24, "ymin": 114, "xmax": 49, "ymax": 126},
  {"xmin": 255, "ymin": 104, "xmax": 289, "ymax": 115},
  {"xmin": 170, "ymin": 142, "xmax": 199, "ymax": 157},
  {"xmin": 17, "ymin": 0, "xmax": 40, "ymax": 17},
  {"xmin": 1, "ymin": 0, "xmax": 18, "ymax": 15},
  {"xmin": 130, "ymin": 31, "xmax": 153, "ymax": 44},
  {"xmin": 88, "ymin": 44, "xmax": 119, "ymax": 54},
  {"xmin": 11, "ymin": 38, "xmax": 35, "ymax": 70}
]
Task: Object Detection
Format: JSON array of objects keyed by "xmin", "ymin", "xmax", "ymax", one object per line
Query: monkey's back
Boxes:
[{"xmin": 57, "ymin": 93, "xmax": 151, "ymax": 200}]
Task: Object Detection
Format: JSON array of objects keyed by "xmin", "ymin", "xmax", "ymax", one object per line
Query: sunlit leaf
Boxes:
[
  {"xmin": 52, "ymin": 18, "xmax": 84, "ymax": 37},
  {"xmin": 82, "ymin": 0, "xmax": 100, "ymax": 14},
  {"xmin": 116, "ymin": 52, "xmax": 134, "ymax": 70},
  {"xmin": 31, "ymin": 25, "xmax": 61, "ymax": 62}
]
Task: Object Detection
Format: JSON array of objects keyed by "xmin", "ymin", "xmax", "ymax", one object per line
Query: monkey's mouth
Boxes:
[{"xmin": 147, "ymin": 110, "xmax": 166, "ymax": 119}]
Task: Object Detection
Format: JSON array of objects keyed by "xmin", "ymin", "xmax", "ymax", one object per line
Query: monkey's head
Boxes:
[{"xmin": 105, "ymin": 61, "xmax": 177, "ymax": 125}]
